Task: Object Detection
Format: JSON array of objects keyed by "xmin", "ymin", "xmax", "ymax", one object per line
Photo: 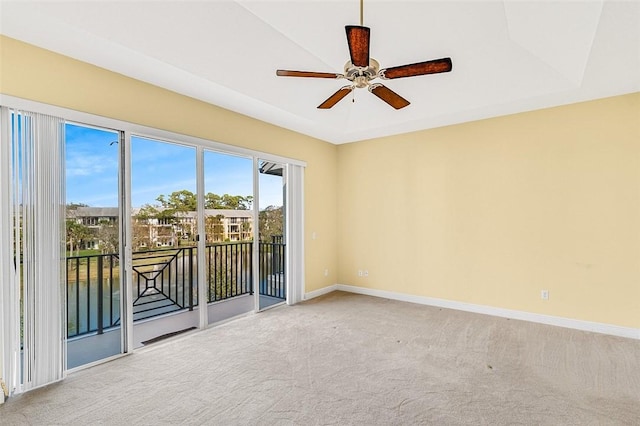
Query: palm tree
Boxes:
[{"xmin": 66, "ymin": 220, "xmax": 91, "ymax": 256}]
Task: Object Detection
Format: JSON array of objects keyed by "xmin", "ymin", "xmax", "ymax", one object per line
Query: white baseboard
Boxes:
[
  {"xmin": 303, "ymin": 284, "xmax": 337, "ymax": 301},
  {"xmin": 335, "ymin": 284, "xmax": 640, "ymax": 340}
]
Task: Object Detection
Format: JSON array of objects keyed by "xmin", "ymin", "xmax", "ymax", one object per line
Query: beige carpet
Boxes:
[{"xmin": 1, "ymin": 291, "xmax": 639, "ymax": 425}]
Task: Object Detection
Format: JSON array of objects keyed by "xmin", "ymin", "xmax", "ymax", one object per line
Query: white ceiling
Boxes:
[{"xmin": 1, "ymin": 1, "xmax": 638, "ymax": 144}]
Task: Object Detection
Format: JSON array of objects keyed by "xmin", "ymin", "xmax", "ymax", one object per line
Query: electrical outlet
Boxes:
[
  {"xmin": 541, "ymin": 290, "xmax": 549, "ymax": 300},
  {"xmin": 364, "ymin": 270, "xmax": 369, "ymax": 277},
  {"xmin": 358, "ymin": 270, "xmax": 363, "ymax": 277}
]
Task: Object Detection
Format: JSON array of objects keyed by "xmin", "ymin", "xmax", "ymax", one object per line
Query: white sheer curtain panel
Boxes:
[{"xmin": 0, "ymin": 107, "xmax": 66, "ymax": 397}]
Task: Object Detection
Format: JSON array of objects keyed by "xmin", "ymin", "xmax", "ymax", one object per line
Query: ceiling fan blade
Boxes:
[
  {"xmin": 345, "ymin": 25, "xmax": 370, "ymax": 67},
  {"xmin": 380, "ymin": 58, "xmax": 452, "ymax": 79},
  {"xmin": 369, "ymin": 84, "xmax": 410, "ymax": 109},
  {"xmin": 318, "ymin": 86, "xmax": 353, "ymax": 109},
  {"xmin": 276, "ymin": 70, "xmax": 342, "ymax": 79}
]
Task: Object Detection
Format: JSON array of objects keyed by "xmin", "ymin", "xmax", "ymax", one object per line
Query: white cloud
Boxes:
[{"xmin": 66, "ymin": 152, "xmax": 117, "ymax": 177}]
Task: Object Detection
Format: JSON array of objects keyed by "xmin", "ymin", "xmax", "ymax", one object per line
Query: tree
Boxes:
[
  {"xmin": 132, "ymin": 204, "xmax": 160, "ymax": 250},
  {"xmin": 97, "ymin": 218, "xmax": 119, "ymax": 254},
  {"xmin": 157, "ymin": 190, "xmax": 197, "ymax": 212},
  {"xmin": 132, "ymin": 204, "xmax": 159, "ymax": 251},
  {"xmin": 204, "ymin": 214, "xmax": 225, "ymax": 243},
  {"xmin": 135, "ymin": 204, "xmax": 160, "ymax": 220},
  {"xmin": 221, "ymin": 194, "xmax": 253, "ymax": 210},
  {"xmin": 132, "ymin": 219, "xmax": 151, "ymax": 251},
  {"xmin": 204, "ymin": 192, "xmax": 253, "ymax": 210},
  {"xmin": 157, "ymin": 190, "xmax": 199, "ymax": 243},
  {"xmin": 259, "ymin": 206, "xmax": 283, "ymax": 242},
  {"xmin": 204, "ymin": 193, "xmax": 222, "ymax": 209},
  {"xmin": 241, "ymin": 220, "xmax": 252, "ymax": 240},
  {"xmin": 66, "ymin": 203, "xmax": 91, "ymax": 255},
  {"xmin": 66, "ymin": 220, "xmax": 91, "ymax": 256}
]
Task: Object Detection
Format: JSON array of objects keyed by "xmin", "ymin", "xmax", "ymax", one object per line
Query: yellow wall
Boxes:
[
  {"xmin": 338, "ymin": 93, "xmax": 640, "ymax": 328},
  {"xmin": 2, "ymin": 35, "xmax": 638, "ymax": 329},
  {"xmin": 0, "ymin": 35, "xmax": 338, "ymax": 293}
]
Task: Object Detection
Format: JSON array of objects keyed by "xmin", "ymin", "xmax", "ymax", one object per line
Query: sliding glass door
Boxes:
[
  {"xmin": 203, "ymin": 151, "xmax": 255, "ymax": 323},
  {"xmin": 258, "ymin": 160, "xmax": 287, "ymax": 310},
  {"xmin": 129, "ymin": 136, "xmax": 198, "ymax": 347},
  {"xmin": 65, "ymin": 123, "xmax": 124, "ymax": 369}
]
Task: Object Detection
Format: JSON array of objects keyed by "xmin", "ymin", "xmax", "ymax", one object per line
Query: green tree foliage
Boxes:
[
  {"xmin": 204, "ymin": 193, "xmax": 221, "ymax": 209},
  {"xmin": 157, "ymin": 190, "xmax": 197, "ymax": 213},
  {"xmin": 136, "ymin": 204, "xmax": 160, "ymax": 219},
  {"xmin": 155, "ymin": 190, "xmax": 252, "ymax": 211},
  {"xmin": 155, "ymin": 191, "xmax": 194, "ymax": 242},
  {"xmin": 65, "ymin": 220, "xmax": 91, "ymax": 256},
  {"xmin": 66, "ymin": 203, "xmax": 91, "ymax": 255},
  {"xmin": 204, "ymin": 192, "xmax": 253, "ymax": 210},
  {"xmin": 205, "ymin": 214, "xmax": 225, "ymax": 243},
  {"xmin": 132, "ymin": 204, "xmax": 158, "ymax": 251},
  {"xmin": 259, "ymin": 205, "xmax": 283, "ymax": 242}
]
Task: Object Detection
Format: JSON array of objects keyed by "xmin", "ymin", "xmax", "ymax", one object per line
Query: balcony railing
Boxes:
[
  {"xmin": 67, "ymin": 253, "xmax": 120, "ymax": 337},
  {"xmin": 207, "ymin": 242, "xmax": 253, "ymax": 303},
  {"xmin": 259, "ymin": 242, "xmax": 285, "ymax": 299},
  {"xmin": 66, "ymin": 241, "xmax": 285, "ymax": 339},
  {"xmin": 131, "ymin": 247, "xmax": 197, "ymax": 322}
]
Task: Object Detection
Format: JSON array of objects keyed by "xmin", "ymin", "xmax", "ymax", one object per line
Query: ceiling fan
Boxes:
[{"xmin": 276, "ymin": 0, "xmax": 452, "ymax": 110}]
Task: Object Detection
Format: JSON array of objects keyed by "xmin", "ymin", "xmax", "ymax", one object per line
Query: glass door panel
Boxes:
[
  {"xmin": 130, "ymin": 136, "xmax": 197, "ymax": 347},
  {"xmin": 258, "ymin": 160, "xmax": 286, "ymax": 310},
  {"xmin": 203, "ymin": 151, "xmax": 254, "ymax": 324},
  {"xmin": 65, "ymin": 123, "xmax": 123, "ymax": 368}
]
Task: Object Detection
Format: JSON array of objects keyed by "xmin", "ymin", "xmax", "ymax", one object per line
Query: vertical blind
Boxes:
[
  {"xmin": 0, "ymin": 107, "xmax": 66, "ymax": 397},
  {"xmin": 285, "ymin": 164, "xmax": 305, "ymax": 305}
]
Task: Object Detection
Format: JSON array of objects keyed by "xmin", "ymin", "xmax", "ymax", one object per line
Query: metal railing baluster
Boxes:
[
  {"xmin": 109, "ymin": 255, "xmax": 114, "ymax": 330},
  {"xmin": 97, "ymin": 255, "xmax": 103, "ymax": 335},
  {"xmin": 86, "ymin": 258, "xmax": 91, "ymax": 334},
  {"xmin": 188, "ymin": 247, "xmax": 194, "ymax": 310}
]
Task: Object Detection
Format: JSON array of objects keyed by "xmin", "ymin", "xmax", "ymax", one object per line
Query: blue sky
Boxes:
[{"xmin": 66, "ymin": 124, "xmax": 282, "ymax": 209}]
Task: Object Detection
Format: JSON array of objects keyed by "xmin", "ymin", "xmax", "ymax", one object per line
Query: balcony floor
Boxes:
[{"xmin": 2, "ymin": 291, "xmax": 639, "ymax": 424}]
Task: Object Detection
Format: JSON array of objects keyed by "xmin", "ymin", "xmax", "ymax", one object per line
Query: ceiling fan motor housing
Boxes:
[{"xmin": 344, "ymin": 58, "xmax": 380, "ymax": 88}]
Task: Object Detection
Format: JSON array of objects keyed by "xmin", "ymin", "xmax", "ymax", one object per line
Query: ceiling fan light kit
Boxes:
[{"xmin": 276, "ymin": 3, "xmax": 453, "ymax": 110}]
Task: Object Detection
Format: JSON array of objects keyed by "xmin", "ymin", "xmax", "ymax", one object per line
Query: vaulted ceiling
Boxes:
[{"xmin": 1, "ymin": 1, "xmax": 638, "ymax": 144}]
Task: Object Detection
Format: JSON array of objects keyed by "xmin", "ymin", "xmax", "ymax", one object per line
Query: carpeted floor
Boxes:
[{"xmin": 1, "ymin": 291, "xmax": 639, "ymax": 425}]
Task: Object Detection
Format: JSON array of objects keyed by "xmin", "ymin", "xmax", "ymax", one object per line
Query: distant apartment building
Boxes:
[
  {"xmin": 71, "ymin": 207, "xmax": 119, "ymax": 228},
  {"xmin": 67, "ymin": 207, "xmax": 118, "ymax": 250},
  {"xmin": 68, "ymin": 207, "xmax": 253, "ymax": 250}
]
